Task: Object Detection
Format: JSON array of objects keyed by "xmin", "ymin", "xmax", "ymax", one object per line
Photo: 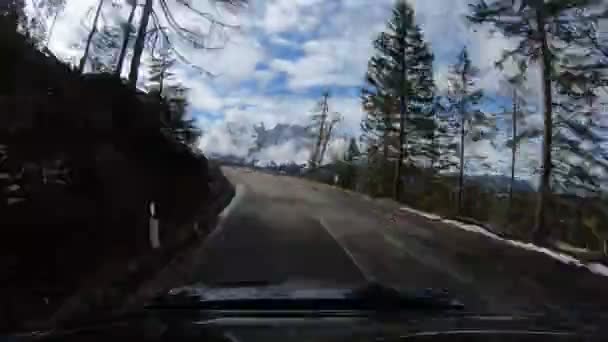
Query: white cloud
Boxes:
[
  {"xmin": 171, "ymin": 67, "xmax": 224, "ymax": 112},
  {"xmin": 260, "ymin": 0, "xmax": 299, "ymax": 34},
  {"xmin": 255, "ymin": 0, "xmax": 323, "ymax": 34},
  {"xmin": 268, "ymin": 35, "xmax": 298, "ymax": 47},
  {"xmin": 42, "ymin": 0, "xmax": 99, "ymax": 64},
  {"xmin": 324, "ymin": 137, "xmax": 349, "ymax": 163},
  {"xmin": 186, "ymin": 34, "xmax": 266, "ymax": 85},
  {"xmin": 252, "ymin": 69, "xmax": 276, "ymax": 88},
  {"xmin": 434, "ymin": 64, "xmax": 451, "ymax": 94},
  {"xmin": 331, "ymin": 96, "xmax": 365, "ymax": 134},
  {"xmin": 266, "ymin": 1, "xmax": 391, "ymax": 92},
  {"xmin": 254, "ymin": 140, "xmax": 310, "ymax": 164},
  {"xmin": 270, "ymin": 36, "xmax": 374, "ymax": 90},
  {"xmin": 189, "ymin": 82, "xmax": 224, "ymax": 112},
  {"xmin": 198, "ymin": 121, "xmax": 255, "ymax": 158},
  {"xmin": 221, "ymin": 94, "xmax": 317, "ymax": 127},
  {"xmin": 412, "ymin": 0, "xmax": 523, "ymax": 97},
  {"xmin": 41, "ymin": 0, "xmax": 550, "ymax": 172}
]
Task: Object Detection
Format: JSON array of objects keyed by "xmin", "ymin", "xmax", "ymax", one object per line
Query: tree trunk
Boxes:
[
  {"xmin": 128, "ymin": 0, "xmax": 153, "ymax": 88},
  {"xmin": 509, "ymin": 88, "xmax": 518, "ymax": 212},
  {"xmin": 382, "ymin": 129, "xmax": 389, "ymax": 161},
  {"xmin": 457, "ymin": 66, "xmax": 468, "ymax": 215},
  {"xmin": 430, "ymin": 112, "xmax": 439, "ymax": 171},
  {"xmin": 115, "ymin": 0, "xmax": 137, "ymax": 77},
  {"xmin": 148, "ymin": 201, "xmax": 160, "ymax": 249},
  {"xmin": 78, "ymin": 0, "xmax": 104, "ymax": 73},
  {"xmin": 458, "ymin": 102, "xmax": 465, "ymax": 214},
  {"xmin": 45, "ymin": 10, "xmax": 59, "ymax": 48},
  {"xmin": 394, "ymin": 32, "xmax": 407, "ymax": 202},
  {"xmin": 394, "ymin": 95, "xmax": 406, "ymax": 201},
  {"xmin": 158, "ymin": 54, "xmax": 165, "ymax": 98},
  {"xmin": 532, "ymin": 8, "xmax": 554, "ymax": 244},
  {"xmin": 319, "ymin": 120, "xmax": 335, "ymax": 165},
  {"xmin": 310, "ymin": 93, "xmax": 328, "ymax": 168},
  {"xmin": 159, "ymin": 69, "xmax": 165, "ymax": 97}
]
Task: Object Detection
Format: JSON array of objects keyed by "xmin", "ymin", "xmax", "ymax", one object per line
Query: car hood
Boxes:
[
  {"xmin": 15, "ymin": 283, "xmax": 606, "ymax": 341},
  {"xmin": 147, "ymin": 281, "xmax": 465, "ymax": 310}
]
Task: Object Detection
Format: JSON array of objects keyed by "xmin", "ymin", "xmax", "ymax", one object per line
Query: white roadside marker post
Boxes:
[{"xmin": 149, "ymin": 201, "xmax": 160, "ymax": 249}]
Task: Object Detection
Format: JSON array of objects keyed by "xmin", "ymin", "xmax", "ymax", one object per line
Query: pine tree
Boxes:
[
  {"xmin": 25, "ymin": 0, "xmax": 66, "ymax": 47},
  {"xmin": 551, "ymin": 7, "xmax": 608, "ymax": 196},
  {"xmin": 552, "ymin": 88, "xmax": 608, "ymax": 196},
  {"xmin": 309, "ymin": 91, "xmax": 330, "ymax": 168},
  {"xmin": 148, "ymin": 44, "xmax": 176, "ymax": 98},
  {"xmin": 90, "ymin": 25, "xmax": 122, "ymax": 73},
  {"xmin": 162, "ymin": 84, "xmax": 201, "ymax": 147},
  {"xmin": 468, "ymin": 0, "xmax": 607, "ymax": 242},
  {"xmin": 44, "ymin": 0, "xmax": 66, "ymax": 47},
  {"xmin": 345, "ymin": 138, "xmax": 361, "ymax": 162},
  {"xmin": 128, "ymin": 0, "xmax": 247, "ymax": 87},
  {"xmin": 432, "ymin": 110, "xmax": 460, "ymax": 173},
  {"xmin": 508, "ymin": 85, "xmax": 520, "ymax": 208},
  {"xmin": 360, "ymin": 91, "xmax": 398, "ymax": 197},
  {"xmin": 445, "ymin": 47, "xmax": 487, "ymax": 214},
  {"xmin": 336, "ymin": 138, "xmax": 361, "ymax": 190},
  {"xmin": 360, "ymin": 0, "xmax": 435, "ymax": 201},
  {"xmin": 0, "ymin": 0, "xmax": 27, "ymax": 40},
  {"xmin": 361, "ymin": 91, "xmax": 397, "ymax": 162},
  {"xmin": 1, "ymin": 0, "xmax": 31, "ymax": 93},
  {"xmin": 115, "ymin": 0, "xmax": 137, "ymax": 77},
  {"xmin": 128, "ymin": 0, "xmax": 152, "ymax": 87},
  {"xmin": 498, "ymin": 75, "xmax": 536, "ymax": 211},
  {"xmin": 319, "ymin": 113, "xmax": 341, "ymax": 166},
  {"xmin": 404, "ymin": 26, "xmax": 436, "ymax": 169},
  {"xmin": 79, "ymin": 0, "xmax": 105, "ymax": 73}
]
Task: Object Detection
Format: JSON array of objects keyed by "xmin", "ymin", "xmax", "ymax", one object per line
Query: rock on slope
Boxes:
[{"xmin": 0, "ymin": 27, "xmax": 233, "ymax": 331}]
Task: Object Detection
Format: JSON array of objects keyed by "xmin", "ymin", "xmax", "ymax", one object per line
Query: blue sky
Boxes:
[{"xmin": 42, "ymin": 0, "xmax": 553, "ymax": 171}]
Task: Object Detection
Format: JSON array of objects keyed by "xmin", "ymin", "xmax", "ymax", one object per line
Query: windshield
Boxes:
[{"xmin": 1, "ymin": 0, "xmax": 608, "ymax": 334}]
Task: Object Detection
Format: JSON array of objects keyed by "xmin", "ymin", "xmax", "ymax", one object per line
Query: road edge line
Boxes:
[
  {"xmin": 205, "ymin": 183, "xmax": 245, "ymax": 242},
  {"xmin": 318, "ymin": 217, "xmax": 374, "ymax": 282}
]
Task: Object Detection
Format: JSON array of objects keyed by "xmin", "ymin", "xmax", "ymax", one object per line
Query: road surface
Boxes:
[{"xmin": 194, "ymin": 166, "xmax": 607, "ymax": 321}]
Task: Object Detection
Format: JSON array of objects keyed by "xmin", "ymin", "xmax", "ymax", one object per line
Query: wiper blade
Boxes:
[{"xmin": 147, "ymin": 282, "xmax": 464, "ymax": 312}]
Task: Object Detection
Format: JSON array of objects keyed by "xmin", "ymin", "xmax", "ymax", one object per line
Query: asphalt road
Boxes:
[{"xmin": 194, "ymin": 166, "xmax": 608, "ymax": 321}]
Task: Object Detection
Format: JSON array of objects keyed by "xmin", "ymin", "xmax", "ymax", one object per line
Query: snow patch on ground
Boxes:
[
  {"xmin": 399, "ymin": 207, "xmax": 442, "ymax": 221},
  {"xmin": 588, "ymin": 263, "xmax": 608, "ymax": 277},
  {"xmin": 400, "ymin": 206, "xmax": 608, "ymax": 278}
]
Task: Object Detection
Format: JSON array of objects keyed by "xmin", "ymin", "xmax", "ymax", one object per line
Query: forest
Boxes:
[{"xmin": 313, "ymin": 0, "xmax": 608, "ymax": 256}]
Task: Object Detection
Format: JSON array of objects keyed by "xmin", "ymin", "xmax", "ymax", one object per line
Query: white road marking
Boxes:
[
  {"xmin": 399, "ymin": 206, "xmax": 608, "ymax": 278},
  {"xmin": 149, "ymin": 201, "xmax": 160, "ymax": 249},
  {"xmin": 205, "ymin": 184, "xmax": 246, "ymax": 243},
  {"xmin": 7, "ymin": 198, "xmax": 25, "ymax": 205},
  {"xmin": 399, "ymin": 206, "xmax": 441, "ymax": 221},
  {"xmin": 6, "ymin": 184, "xmax": 20, "ymax": 192},
  {"xmin": 218, "ymin": 184, "xmax": 245, "ymax": 224},
  {"xmin": 318, "ymin": 217, "xmax": 373, "ymax": 282}
]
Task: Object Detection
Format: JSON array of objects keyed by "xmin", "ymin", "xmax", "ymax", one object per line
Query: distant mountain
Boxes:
[
  {"xmin": 466, "ymin": 174, "xmax": 535, "ymax": 193},
  {"xmin": 251, "ymin": 123, "xmax": 310, "ymax": 152},
  {"xmin": 207, "ymin": 122, "xmax": 537, "ymax": 194},
  {"xmin": 201, "ymin": 122, "xmax": 312, "ymax": 165}
]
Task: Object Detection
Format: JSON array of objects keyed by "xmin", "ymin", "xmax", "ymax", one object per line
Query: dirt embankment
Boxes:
[{"xmin": 0, "ymin": 30, "xmax": 233, "ymax": 332}]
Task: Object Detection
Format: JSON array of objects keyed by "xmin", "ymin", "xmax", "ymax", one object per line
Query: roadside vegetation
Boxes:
[
  {"xmin": 0, "ymin": 0, "xmax": 240, "ymax": 331},
  {"xmin": 318, "ymin": 0, "xmax": 608, "ymax": 257}
]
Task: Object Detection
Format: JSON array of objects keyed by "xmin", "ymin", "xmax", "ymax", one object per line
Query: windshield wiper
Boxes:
[{"xmin": 147, "ymin": 282, "xmax": 464, "ymax": 312}]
